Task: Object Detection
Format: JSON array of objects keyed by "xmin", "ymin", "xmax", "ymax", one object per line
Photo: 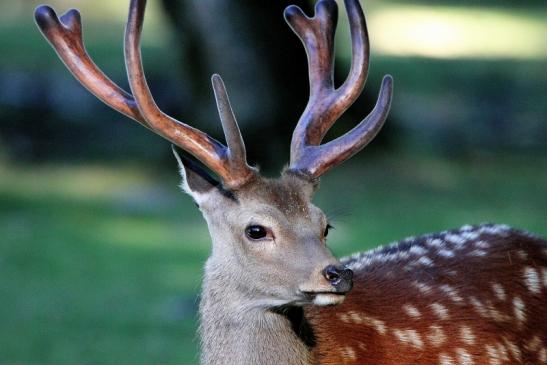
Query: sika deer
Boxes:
[{"xmin": 34, "ymin": 0, "xmax": 547, "ymax": 364}]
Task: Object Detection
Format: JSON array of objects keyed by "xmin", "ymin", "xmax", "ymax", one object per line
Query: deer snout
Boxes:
[{"xmin": 322, "ymin": 265, "xmax": 353, "ymax": 293}]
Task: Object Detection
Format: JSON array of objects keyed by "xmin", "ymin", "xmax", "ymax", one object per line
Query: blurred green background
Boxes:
[{"xmin": 0, "ymin": 0, "xmax": 546, "ymax": 364}]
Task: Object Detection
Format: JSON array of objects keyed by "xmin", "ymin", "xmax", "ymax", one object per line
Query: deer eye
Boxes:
[
  {"xmin": 324, "ymin": 224, "xmax": 333, "ymax": 238},
  {"xmin": 245, "ymin": 225, "xmax": 269, "ymax": 240}
]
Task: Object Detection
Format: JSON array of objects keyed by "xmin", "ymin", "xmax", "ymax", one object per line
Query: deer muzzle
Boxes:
[{"xmin": 323, "ymin": 265, "xmax": 353, "ymax": 293}]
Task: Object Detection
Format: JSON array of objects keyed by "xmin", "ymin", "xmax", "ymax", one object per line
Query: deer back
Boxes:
[{"xmin": 308, "ymin": 224, "xmax": 547, "ymax": 364}]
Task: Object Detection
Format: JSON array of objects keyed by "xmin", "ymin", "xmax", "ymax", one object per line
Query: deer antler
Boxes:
[
  {"xmin": 285, "ymin": 0, "xmax": 393, "ymax": 178},
  {"xmin": 34, "ymin": 0, "xmax": 256, "ymax": 188}
]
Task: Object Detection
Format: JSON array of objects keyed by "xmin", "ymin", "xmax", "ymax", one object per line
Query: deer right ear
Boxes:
[{"xmin": 172, "ymin": 146, "xmax": 223, "ymax": 205}]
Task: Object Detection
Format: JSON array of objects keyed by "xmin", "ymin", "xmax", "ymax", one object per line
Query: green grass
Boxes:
[
  {"xmin": 1, "ymin": 153, "xmax": 546, "ymax": 364},
  {"xmin": 0, "ymin": 165, "xmax": 205, "ymax": 364},
  {"xmin": 317, "ymin": 153, "xmax": 547, "ymax": 255}
]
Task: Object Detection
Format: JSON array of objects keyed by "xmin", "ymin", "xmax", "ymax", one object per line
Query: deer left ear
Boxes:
[{"xmin": 172, "ymin": 146, "xmax": 223, "ymax": 205}]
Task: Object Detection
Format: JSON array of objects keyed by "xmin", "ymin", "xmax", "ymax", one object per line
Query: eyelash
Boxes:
[{"xmin": 324, "ymin": 223, "xmax": 333, "ymax": 237}]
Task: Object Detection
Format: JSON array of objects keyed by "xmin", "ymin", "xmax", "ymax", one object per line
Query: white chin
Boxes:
[{"xmin": 312, "ymin": 293, "xmax": 346, "ymax": 306}]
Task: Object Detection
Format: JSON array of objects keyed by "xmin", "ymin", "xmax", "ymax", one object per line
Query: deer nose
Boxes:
[{"xmin": 322, "ymin": 265, "xmax": 353, "ymax": 293}]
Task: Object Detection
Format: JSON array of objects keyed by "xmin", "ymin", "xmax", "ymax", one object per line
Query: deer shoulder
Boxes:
[{"xmin": 308, "ymin": 224, "xmax": 547, "ymax": 364}]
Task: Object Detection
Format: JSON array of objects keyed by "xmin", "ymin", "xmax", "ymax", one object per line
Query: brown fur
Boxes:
[
  {"xmin": 235, "ymin": 173, "xmax": 316, "ymax": 218},
  {"xmin": 307, "ymin": 225, "xmax": 547, "ymax": 364}
]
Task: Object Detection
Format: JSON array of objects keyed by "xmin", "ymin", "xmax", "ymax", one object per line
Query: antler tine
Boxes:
[
  {"xmin": 290, "ymin": 75, "xmax": 393, "ymax": 177},
  {"xmin": 338, "ymin": 0, "xmax": 370, "ymax": 105},
  {"xmin": 34, "ymin": 5, "xmax": 147, "ymax": 127},
  {"xmin": 124, "ymin": 0, "xmax": 256, "ymax": 188},
  {"xmin": 284, "ymin": 0, "xmax": 338, "ymax": 152},
  {"xmin": 211, "ymin": 75, "xmax": 251, "ymax": 174},
  {"xmin": 284, "ymin": 1, "xmax": 338, "ymax": 100},
  {"xmin": 285, "ymin": 0, "xmax": 393, "ymax": 178}
]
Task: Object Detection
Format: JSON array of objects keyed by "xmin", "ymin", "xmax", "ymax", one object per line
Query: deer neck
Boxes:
[{"xmin": 199, "ymin": 258, "xmax": 315, "ymax": 365}]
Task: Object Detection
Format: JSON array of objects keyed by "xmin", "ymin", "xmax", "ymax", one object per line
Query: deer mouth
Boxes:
[{"xmin": 302, "ymin": 291, "xmax": 347, "ymax": 306}]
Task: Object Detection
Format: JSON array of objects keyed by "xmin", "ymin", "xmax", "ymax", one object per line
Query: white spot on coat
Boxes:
[
  {"xmin": 460, "ymin": 224, "xmax": 473, "ymax": 232},
  {"xmin": 430, "ymin": 303, "xmax": 450, "ymax": 320},
  {"xmin": 439, "ymin": 353, "xmax": 455, "ymax": 365},
  {"xmin": 469, "ymin": 249, "xmax": 487, "ymax": 257},
  {"xmin": 513, "ymin": 296, "xmax": 526, "ymax": 325},
  {"xmin": 523, "ymin": 267, "xmax": 541, "ymax": 294},
  {"xmin": 469, "ymin": 296, "xmax": 488, "ymax": 318},
  {"xmin": 368, "ymin": 317, "xmax": 387, "ymax": 335},
  {"xmin": 502, "ymin": 337, "xmax": 521, "ymax": 362},
  {"xmin": 344, "ymin": 311, "xmax": 386, "ymax": 335},
  {"xmin": 485, "ymin": 344, "xmax": 501, "ymax": 365},
  {"xmin": 525, "ymin": 335, "xmax": 541, "ymax": 352},
  {"xmin": 492, "ymin": 283, "xmax": 506, "ymax": 301},
  {"xmin": 539, "ymin": 347, "xmax": 547, "ymax": 363},
  {"xmin": 438, "ymin": 249, "xmax": 455, "ymax": 258},
  {"xmin": 341, "ymin": 346, "xmax": 356, "ymax": 362},
  {"xmin": 393, "ymin": 329, "xmax": 423, "ymax": 349},
  {"xmin": 480, "ymin": 224, "xmax": 510, "ymax": 236},
  {"xmin": 426, "ymin": 238, "xmax": 444, "ymax": 248},
  {"xmin": 460, "ymin": 326, "xmax": 475, "ymax": 345},
  {"xmin": 413, "ymin": 281, "xmax": 433, "ymax": 294},
  {"xmin": 338, "ymin": 313, "xmax": 350, "ymax": 323},
  {"xmin": 462, "ymin": 231, "xmax": 480, "ymax": 241},
  {"xmin": 403, "ymin": 304, "xmax": 421, "ymax": 318},
  {"xmin": 446, "ymin": 234, "xmax": 467, "ymax": 245},
  {"xmin": 417, "ymin": 256, "xmax": 434, "ymax": 266},
  {"xmin": 409, "ymin": 245, "xmax": 428, "ymax": 256},
  {"xmin": 503, "ymin": 337, "xmax": 521, "ymax": 362},
  {"xmin": 495, "ymin": 343, "xmax": 509, "ymax": 361},
  {"xmin": 427, "ymin": 325, "xmax": 446, "ymax": 347},
  {"xmin": 440, "ymin": 284, "xmax": 464, "ymax": 303},
  {"xmin": 349, "ymin": 311, "xmax": 363, "ymax": 324},
  {"xmin": 457, "ymin": 348, "xmax": 474, "ymax": 365}
]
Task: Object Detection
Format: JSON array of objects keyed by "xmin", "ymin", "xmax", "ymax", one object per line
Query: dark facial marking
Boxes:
[{"xmin": 272, "ymin": 306, "xmax": 317, "ymax": 348}]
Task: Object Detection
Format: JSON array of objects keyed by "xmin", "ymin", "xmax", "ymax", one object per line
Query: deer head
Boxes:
[{"xmin": 34, "ymin": 0, "xmax": 392, "ymax": 308}]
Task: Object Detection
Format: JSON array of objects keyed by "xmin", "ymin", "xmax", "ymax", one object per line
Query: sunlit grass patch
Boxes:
[
  {"xmin": 336, "ymin": 5, "xmax": 547, "ymax": 60},
  {"xmin": 0, "ymin": 164, "xmax": 153, "ymax": 199}
]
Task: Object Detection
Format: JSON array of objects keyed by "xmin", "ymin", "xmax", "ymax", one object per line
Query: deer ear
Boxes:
[{"xmin": 172, "ymin": 146, "xmax": 222, "ymax": 205}]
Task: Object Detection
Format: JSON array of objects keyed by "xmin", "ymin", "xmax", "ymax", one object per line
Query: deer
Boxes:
[{"xmin": 34, "ymin": 0, "xmax": 547, "ymax": 364}]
